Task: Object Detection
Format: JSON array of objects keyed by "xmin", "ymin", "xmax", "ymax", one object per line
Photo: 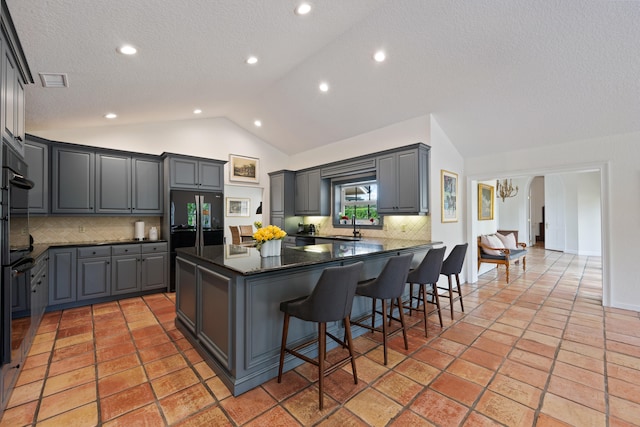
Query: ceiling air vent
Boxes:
[{"xmin": 39, "ymin": 73, "xmax": 69, "ymax": 88}]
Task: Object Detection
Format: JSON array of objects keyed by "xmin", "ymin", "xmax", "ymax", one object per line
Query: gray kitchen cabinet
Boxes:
[
  {"xmin": 132, "ymin": 157, "xmax": 163, "ymax": 214},
  {"xmin": 269, "ymin": 170, "xmax": 297, "ymax": 235},
  {"xmin": 294, "ymin": 169, "xmax": 329, "ymax": 216},
  {"xmin": 176, "ymin": 256, "xmax": 197, "ymax": 334},
  {"xmin": 48, "ymin": 248, "xmax": 77, "ymax": 305},
  {"xmin": 30, "ymin": 253, "xmax": 49, "ymax": 338},
  {"xmin": 51, "ymin": 146, "xmax": 95, "ymax": 214},
  {"xmin": 141, "ymin": 251, "xmax": 167, "ymax": 291},
  {"xmin": 96, "ymin": 153, "xmax": 131, "ymax": 214},
  {"xmin": 167, "ymin": 155, "xmax": 224, "ymax": 191},
  {"xmin": 77, "ymin": 246, "xmax": 111, "ymax": 301},
  {"xmin": 2, "ymin": 36, "xmax": 26, "ymax": 156},
  {"xmin": 24, "ymin": 137, "xmax": 49, "ymax": 214},
  {"xmin": 111, "ymin": 244, "xmax": 141, "ymax": 295},
  {"xmin": 377, "ymin": 145, "xmax": 430, "ymax": 215},
  {"xmin": 96, "ymin": 154, "xmax": 162, "ymax": 215}
]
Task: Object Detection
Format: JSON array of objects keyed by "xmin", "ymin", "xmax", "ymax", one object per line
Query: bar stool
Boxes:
[
  {"xmin": 404, "ymin": 247, "xmax": 447, "ymax": 337},
  {"xmin": 439, "ymin": 243, "xmax": 468, "ymax": 319},
  {"xmin": 277, "ymin": 261, "xmax": 363, "ymax": 410},
  {"xmin": 351, "ymin": 254, "xmax": 413, "ymax": 365}
]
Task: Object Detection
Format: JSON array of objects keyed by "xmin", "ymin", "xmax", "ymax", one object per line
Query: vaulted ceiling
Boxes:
[{"xmin": 7, "ymin": 0, "xmax": 640, "ymax": 158}]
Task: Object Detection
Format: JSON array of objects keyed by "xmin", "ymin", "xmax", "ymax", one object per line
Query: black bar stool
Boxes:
[
  {"xmin": 439, "ymin": 243, "xmax": 468, "ymax": 319},
  {"xmin": 351, "ymin": 254, "xmax": 413, "ymax": 365},
  {"xmin": 277, "ymin": 261, "xmax": 363, "ymax": 410},
  {"xmin": 404, "ymin": 246, "xmax": 446, "ymax": 337}
]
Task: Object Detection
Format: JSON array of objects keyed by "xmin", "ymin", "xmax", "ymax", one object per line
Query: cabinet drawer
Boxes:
[
  {"xmin": 112, "ymin": 244, "xmax": 141, "ymax": 256},
  {"xmin": 142, "ymin": 242, "xmax": 168, "ymax": 253},
  {"xmin": 77, "ymin": 246, "xmax": 111, "ymax": 258}
]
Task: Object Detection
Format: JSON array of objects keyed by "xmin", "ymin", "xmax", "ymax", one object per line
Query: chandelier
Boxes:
[{"xmin": 496, "ymin": 179, "xmax": 518, "ymax": 202}]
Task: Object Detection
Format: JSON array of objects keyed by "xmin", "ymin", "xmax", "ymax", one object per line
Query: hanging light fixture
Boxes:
[{"xmin": 497, "ymin": 179, "xmax": 519, "ymax": 202}]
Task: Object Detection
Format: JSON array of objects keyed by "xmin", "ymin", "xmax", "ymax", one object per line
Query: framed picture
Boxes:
[
  {"xmin": 229, "ymin": 154, "xmax": 259, "ymax": 183},
  {"xmin": 226, "ymin": 197, "xmax": 250, "ymax": 217},
  {"xmin": 441, "ymin": 170, "xmax": 458, "ymax": 223},
  {"xmin": 478, "ymin": 183, "xmax": 495, "ymax": 221}
]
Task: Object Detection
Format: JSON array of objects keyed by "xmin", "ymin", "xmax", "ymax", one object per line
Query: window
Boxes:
[{"xmin": 333, "ymin": 179, "xmax": 381, "ymax": 227}]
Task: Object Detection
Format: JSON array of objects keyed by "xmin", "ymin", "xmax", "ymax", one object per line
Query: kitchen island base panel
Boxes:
[{"xmin": 175, "ymin": 241, "xmax": 435, "ymax": 396}]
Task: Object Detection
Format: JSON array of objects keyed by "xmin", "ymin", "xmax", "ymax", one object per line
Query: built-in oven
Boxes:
[{"xmin": 1, "ymin": 145, "xmax": 34, "ymax": 365}]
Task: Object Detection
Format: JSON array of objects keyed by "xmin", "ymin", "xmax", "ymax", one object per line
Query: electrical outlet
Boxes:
[
  {"xmin": 401, "ymin": 224, "xmax": 407, "ymax": 232},
  {"xmin": 79, "ymin": 226, "xmax": 86, "ymax": 233},
  {"xmin": 383, "ymin": 223, "xmax": 388, "ymax": 231},
  {"xmin": 21, "ymin": 227, "xmax": 27, "ymax": 235}
]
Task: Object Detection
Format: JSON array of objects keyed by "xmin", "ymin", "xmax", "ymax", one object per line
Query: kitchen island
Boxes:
[{"xmin": 175, "ymin": 238, "xmax": 441, "ymax": 395}]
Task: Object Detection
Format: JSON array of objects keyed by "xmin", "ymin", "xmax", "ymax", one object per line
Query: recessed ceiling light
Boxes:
[
  {"xmin": 319, "ymin": 82, "xmax": 329, "ymax": 92},
  {"xmin": 373, "ymin": 50, "xmax": 386, "ymax": 62},
  {"xmin": 105, "ymin": 113, "xmax": 117, "ymax": 119},
  {"xmin": 117, "ymin": 45, "xmax": 137, "ymax": 55},
  {"xmin": 193, "ymin": 109, "xmax": 202, "ymax": 114},
  {"xmin": 295, "ymin": 3, "xmax": 311, "ymax": 15},
  {"xmin": 254, "ymin": 120, "xmax": 262, "ymax": 127},
  {"xmin": 246, "ymin": 56, "xmax": 258, "ymax": 65}
]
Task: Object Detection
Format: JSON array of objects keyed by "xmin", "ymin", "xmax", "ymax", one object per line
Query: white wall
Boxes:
[
  {"xmin": 429, "ymin": 116, "xmax": 467, "ymax": 284},
  {"xmin": 466, "ymin": 131, "xmax": 640, "ymax": 310},
  {"xmin": 496, "ymin": 177, "xmax": 529, "ymax": 241}
]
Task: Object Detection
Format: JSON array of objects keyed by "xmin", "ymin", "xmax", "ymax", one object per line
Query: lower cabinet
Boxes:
[
  {"xmin": 48, "ymin": 242, "xmax": 168, "ymax": 309},
  {"xmin": 111, "ymin": 244, "xmax": 141, "ymax": 295},
  {"xmin": 77, "ymin": 246, "xmax": 111, "ymax": 301},
  {"xmin": 48, "ymin": 248, "xmax": 77, "ymax": 305},
  {"xmin": 141, "ymin": 250, "xmax": 168, "ymax": 291}
]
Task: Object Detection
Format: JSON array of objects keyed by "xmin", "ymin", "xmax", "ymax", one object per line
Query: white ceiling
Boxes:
[{"xmin": 7, "ymin": 0, "xmax": 640, "ymax": 158}]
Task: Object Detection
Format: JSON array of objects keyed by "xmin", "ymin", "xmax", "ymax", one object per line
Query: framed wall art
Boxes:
[
  {"xmin": 441, "ymin": 170, "xmax": 458, "ymax": 223},
  {"xmin": 229, "ymin": 154, "xmax": 259, "ymax": 183},
  {"xmin": 226, "ymin": 197, "xmax": 250, "ymax": 217},
  {"xmin": 478, "ymin": 183, "xmax": 495, "ymax": 221}
]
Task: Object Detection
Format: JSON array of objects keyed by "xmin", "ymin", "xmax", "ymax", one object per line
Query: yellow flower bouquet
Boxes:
[{"xmin": 252, "ymin": 224, "xmax": 287, "ymax": 253}]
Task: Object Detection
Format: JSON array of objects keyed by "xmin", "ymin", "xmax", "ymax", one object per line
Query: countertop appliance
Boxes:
[
  {"xmin": 1, "ymin": 145, "xmax": 35, "ymax": 366},
  {"xmin": 169, "ymin": 190, "xmax": 224, "ymax": 290}
]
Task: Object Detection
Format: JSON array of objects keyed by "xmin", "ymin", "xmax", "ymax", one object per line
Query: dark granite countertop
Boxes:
[
  {"xmin": 30, "ymin": 239, "xmax": 168, "ymax": 260},
  {"xmin": 176, "ymin": 238, "xmax": 441, "ymax": 276}
]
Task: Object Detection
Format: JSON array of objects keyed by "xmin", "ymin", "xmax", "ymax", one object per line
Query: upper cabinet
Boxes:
[
  {"xmin": 132, "ymin": 157, "xmax": 163, "ymax": 214},
  {"xmin": 294, "ymin": 169, "xmax": 329, "ymax": 216},
  {"xmin": 1, "ymin": 4, "xmax": 31, "ymax": 158},
  {"xmin": 377, "ymin": 145, "xmax": 429, "ymax": 215},
  {"xmin": 167, "ymin": 155, "xmax": 225, "ymax": 191},
  {"xmin": 24, "ymin": 137, "xmax": 49, "ymax": 214},
  {"xmin": 269, "ymin": 170, "xmax": 296, "ymax": 233},
  {"xmin": 95, "ymin": 153, "xmax": 131, "ymax": 214},
  {"xmin": 48, "ymin": 141, "xmax": 163, "ymax": 215},
  {"xmin": 51, "ymin": 146, "xmax": 95, "ymax": 214}
]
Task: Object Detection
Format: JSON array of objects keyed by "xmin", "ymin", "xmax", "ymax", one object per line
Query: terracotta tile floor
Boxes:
[{"xmin": 2, "ymin": 247, "xmax": 640, "ymax": 426}]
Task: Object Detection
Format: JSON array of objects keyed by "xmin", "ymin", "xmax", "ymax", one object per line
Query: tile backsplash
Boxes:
[
  {"xmin": 303, "ymin": 215, "xmax": 431, "ymax": 240},
  {"xmin": 30, "ymin": 216, "xmax": 162, "ymax": 244}
]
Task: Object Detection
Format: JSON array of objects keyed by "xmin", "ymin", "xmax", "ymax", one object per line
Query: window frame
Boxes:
[{"xmin": 331, "ymin": 174, "xmax": 383, "ymax": 230}]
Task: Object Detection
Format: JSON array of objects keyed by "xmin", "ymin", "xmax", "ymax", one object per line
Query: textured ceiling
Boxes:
[{"xmin": 6, "ymin": 0, "xmax": 640, "ymax": 157}]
